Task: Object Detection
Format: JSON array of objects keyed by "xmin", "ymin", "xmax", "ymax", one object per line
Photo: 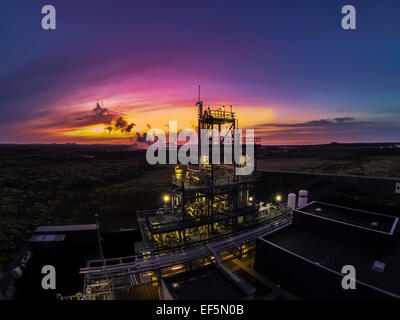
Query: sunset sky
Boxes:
[{"xmin": 1, "ymin": 0, "xmax": 400, "ymax": 145}]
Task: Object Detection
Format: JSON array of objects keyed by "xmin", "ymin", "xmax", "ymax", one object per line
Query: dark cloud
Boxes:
[
  {"xmin": 129, "ymin": 132, "xmax": 149, "ymax": 149},
  {"xmin": 80, "ymin": 103, "xmax": 118, "ymax": 126},
  {"xmin": 27, "ymin": 103, "xmax": 139, "ymax": 138},
  {"xmin": 258, "ymin": 118, "xmax": 366, "ymax": 128},
  {"xmin": 334, "ymin": 117, "xmax": 354, "ymax": 123},
  {"xmin": 256, "ymin": 118, "xmax": 400, "ymax": 144},
  {"xmin": 125, "ymin": 123, "xmax": 136, "ymax": 133},
  {"xmin": 134, "ymin": 132, "xmax": 148, "ymax": 142},
  {"xmin": 86, "ymin": 104, "xmax": 138, "ymax": 135}
]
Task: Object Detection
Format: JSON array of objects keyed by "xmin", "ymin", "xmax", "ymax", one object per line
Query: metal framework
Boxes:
[
  {"xmin": 80, "ymin": 208, "xmax": 291, "ymax": 299},
  {"xmin": 60, "ymin": 92, "xmax": 291, "ymax": 300},
  {"xmin": 136, "ymin": 92, "xmax": 263, "ymax": 254}
]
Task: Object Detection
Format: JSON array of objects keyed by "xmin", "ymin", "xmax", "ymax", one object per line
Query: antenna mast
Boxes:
[
  {"xmin": 198, "ymin": 85, "xmax": 201, "ymax": 102},
  {"xmin": 196, "ymin": 85, "xmax": 203, "ymax": 118},
  {"xmin": 196, "ymin": 85, "xmax": 203, "ymax": 170}
]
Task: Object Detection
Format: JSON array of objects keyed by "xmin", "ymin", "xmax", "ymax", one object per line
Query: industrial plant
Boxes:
[
  {"xmin": 1, "ymin": 97, "xmax": 400, "ymax": 301},
  {"xmin": 72, "ymin": 96, "xmax": 293, "ymax": 299}
]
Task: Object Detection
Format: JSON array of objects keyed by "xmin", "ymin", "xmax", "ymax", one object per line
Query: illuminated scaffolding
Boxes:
[
  {"xmin": 78, "ymin": 209, "xmax": 291, "ymax": 299},
  {"xmin": 136, "ymin": 91, "xmax": 264, "ymax": 253},
  {"xmin": 66, "ymin": 91, "xmax": 290, "ymax": 300}
]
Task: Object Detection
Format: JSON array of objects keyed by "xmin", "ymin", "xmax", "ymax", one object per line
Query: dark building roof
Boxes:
[
  {"xmin": 29, "ymin": 234, "xmax": 66, "ymax": 242},
  {"xmin": 34, "ymin": 224, "xmax": 98, "ymax": 245},
  {"xmin": 297, "ymin": 201, "xmax": 398, "ymax": 235},
  {"xmin": 262, "ymin": 225, "xmax": 400, "ymax": 297},
  {"xmin": 35, "ymin": 224, "xmax": 97, "ymax": 233},
  {"xmin": 255, "ymin": 201, "xmax": 400, "ymax": 299},
  {"xmin": 163, "ymin": 266, "xmax": 248, "ymax": 300}
]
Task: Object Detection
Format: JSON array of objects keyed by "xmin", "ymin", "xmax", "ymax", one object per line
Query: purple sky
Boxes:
[{"xmin": 1, "ymin": 0, "xmax": 400, "ymax": 144}]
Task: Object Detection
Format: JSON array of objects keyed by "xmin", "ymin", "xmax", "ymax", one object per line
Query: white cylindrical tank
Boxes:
[
  {"xmin": 298, "ymin": 190, "xmax": 309, "ymax": 208},
  {"xmin": 287, "ymin": 193, "xmax": 296, "ymax": 210}
]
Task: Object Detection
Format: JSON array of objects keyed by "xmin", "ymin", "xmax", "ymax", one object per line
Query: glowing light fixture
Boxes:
[
  {"xmin": 171, "ymin": 265, "xmax": 183, "ymax": 270},
  {"xmin": 163, "ymin": 195, "xmax": 170, "ymax": 202},
  {"xmin": 275, "ymin": 194, "xmax": 282, "ymax": 202},
  {"xmin": 249, "ymin": 196, "xmax": 254, "ymax": 201}
]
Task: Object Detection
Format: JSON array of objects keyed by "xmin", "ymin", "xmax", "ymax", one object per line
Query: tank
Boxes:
[
  {"xmin": 287, "ymin": 193, "xmax": 296, "ymax": 210},
  {"xmin": 298, "ymin": 190, "xmax": 309, "ymax": 208}
]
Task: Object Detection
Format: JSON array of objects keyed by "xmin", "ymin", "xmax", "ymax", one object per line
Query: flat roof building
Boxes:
[
  {"xmin": 254, "ymin": 201, "xmax": 400, "ymax": 300},
  {"xmin": 34, "ymin": 224, "xmax": 98, "ymax": 245},
  {"xmin": 160, "ymin": 266, "xmax": 253, "ymax": 300},
  {"xmin": 35, "ymin": 224, "xmax": 97, "ymax": 233}
]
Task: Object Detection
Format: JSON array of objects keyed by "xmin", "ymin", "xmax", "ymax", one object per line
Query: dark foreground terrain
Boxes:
[
  {"xmin": 0, "ymin": 144, "xmax": 172, "ymax": 272},
  {"xmin": 0, "ymin": 142, "xmax": 399, "ymax": 275},
  {"xmin": 258, "ymin": 142, "xmax": 400, "ymax": 177}
]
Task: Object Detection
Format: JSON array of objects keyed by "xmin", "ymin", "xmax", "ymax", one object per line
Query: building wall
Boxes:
[
  {"xmin": 160, "ymin": 280, "xmax": 174, "ymax": 300},
  {"xmin": 256, "ymin": 171, "xmax": 400, "ymax": 216}
]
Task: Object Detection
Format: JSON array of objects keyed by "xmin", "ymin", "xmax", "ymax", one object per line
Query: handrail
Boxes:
[{"xmin": 80, "ymin": 211, "xmax": 292, "ymax": 277}]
